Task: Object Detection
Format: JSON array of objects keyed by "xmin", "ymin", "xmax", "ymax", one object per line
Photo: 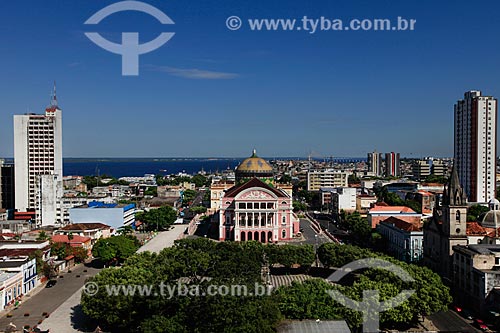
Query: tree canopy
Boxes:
[
  {"xmin": 91, "ymin": 235, "xmax": 140, "ymax": 265},
  {"xmin": 135, "ymin": 206, "xmax": 177, "ymax": 231},
  {"xmin": 81, "ymin": 238, "xmax": 451, "ymax": 332}
]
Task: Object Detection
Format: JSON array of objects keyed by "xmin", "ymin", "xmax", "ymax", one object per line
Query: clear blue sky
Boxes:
[{"xmin": 1, "ymin": 0, "xmax": 499, "ymax": 158}]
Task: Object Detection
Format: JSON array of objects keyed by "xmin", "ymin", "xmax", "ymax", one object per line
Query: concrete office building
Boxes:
[
  {"xmin": 307, "ymin": 170, "xmax": 350, "ymax": 191},
  {"xmin": 14, "ymin": 86, "xmax": 63, "ymax": 226},
  {"xmin": 454, "ymin": 90, "xmax": 497, "ymax": 202}
]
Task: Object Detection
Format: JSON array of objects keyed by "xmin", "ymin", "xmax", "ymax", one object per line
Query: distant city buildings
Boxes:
[
  {"xmin": 385, "ymin": 152, "xmax": 400, "ymax": 177},
  {"xmin": 14, "ymin": 86, "xmax": 63, "ymax": 227},
  {"xmin": 412, "ymin": 158, "xmax": 446, "ymax": 181},
  {"xmin": 307, "ymin": 169, "xmax": 350, "ymax": 191},
  {"xmin": 367, "ymin": 151, "xmax": 382, "ymax": 176},
  {"xmin": 454, "ymin": 90, "xmax": 497, "ymax": 203}
]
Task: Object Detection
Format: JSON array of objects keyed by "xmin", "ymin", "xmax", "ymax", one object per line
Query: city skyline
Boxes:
[{"xmin": 2, "ymin": 0, "xmax": 500, "ymax": 158}]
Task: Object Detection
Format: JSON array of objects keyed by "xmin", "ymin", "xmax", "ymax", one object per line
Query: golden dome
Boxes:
[{"xmin": 236, "ymin": 150, "xmax": 273, "ymax": 172}]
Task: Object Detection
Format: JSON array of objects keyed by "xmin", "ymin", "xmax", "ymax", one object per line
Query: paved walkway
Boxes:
[
  {"xmin": 137, "ymin": 225, "xmax": 187, "ymax": 253},
  {"xmin": 38, "ymin": 287, "xmax": 86, "ymax": 333}
]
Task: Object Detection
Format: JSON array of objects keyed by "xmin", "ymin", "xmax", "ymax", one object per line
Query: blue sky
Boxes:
[{"xmin": 1, "ymin": 0, "xmax": 500, "ymax": 158}]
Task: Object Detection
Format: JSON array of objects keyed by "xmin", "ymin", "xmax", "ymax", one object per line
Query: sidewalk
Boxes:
[{"xmin": 137, "ymin": 224, "xmax": 187, "ymax": 253}]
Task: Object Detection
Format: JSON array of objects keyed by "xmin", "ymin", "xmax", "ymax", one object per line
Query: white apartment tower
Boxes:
[
  {"xmin": 454, "ymin": 90, "xmax": 497, "ymax": 203},
  {"xmin": 14, "ymin": 85, "xmax": 63, "ymax": 226}
]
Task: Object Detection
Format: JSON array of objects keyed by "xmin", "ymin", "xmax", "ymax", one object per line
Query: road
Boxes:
[
  {"xmin": 137, "ymin": 225, "xmax": 187, "ymax": 253},
  {"xmin": 0, "ymin": 262, "xmax": 102, "ymax": 331},
  {"xmin": 428, "ymin": 310, "xmax": 480, "ymax": 332},
  {"xmin": 295, "ymin": 218, "xmax": 330, "ymax": 246}
]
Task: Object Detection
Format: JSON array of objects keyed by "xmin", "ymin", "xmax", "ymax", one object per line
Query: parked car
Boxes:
[
  {"xmin": 46, "ymin": 280, "xmax": 57, "ymax": 288},
  {"xmin": 460, "ymin": 309, "xmax": 473, "ymax": 320}
]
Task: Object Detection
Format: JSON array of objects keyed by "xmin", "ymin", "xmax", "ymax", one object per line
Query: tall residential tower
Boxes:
[
  {"xmin": 367, "ymin": 151, "xmax": 382, "ymax": 176},
  {"xmin": 385, "ymin": 152, "xmax": 400, "ymax": 177},
  {"xmin": 454, "ymin": 90, "xmax": 497, "ymax": 203},
  {"xmin": 14, "ymin": 85, "xmax": 63, "ymax": 226}
]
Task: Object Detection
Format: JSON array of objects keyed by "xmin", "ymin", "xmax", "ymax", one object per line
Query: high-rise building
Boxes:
[
  {"xmin": 412, "ymin": 158, "xmax": 447, "ymax": 181},
  {"xmin": 0, "ymin": 160, "xmax": 14, "ymax": 210},
  {"xmin": 367, "ymin": 151, "xmax": 382, "ymax": 176},
  {"xmin": 14, "ymin": 85, "xmax": 63, "ymax": 226},
  {"xmin": 385, "ymin": 152, "xmax": 400, "ymax": 177},
  {"xmin": 454, "ymin": 90, "xmax": 497, "ymax": 202}
]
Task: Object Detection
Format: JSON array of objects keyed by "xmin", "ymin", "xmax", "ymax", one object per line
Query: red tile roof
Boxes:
[
  {"xmin": 52, "ymin": 235, "xmax": 91, "ymax": 246},
  {"xmin": 466, "ymin": 222, "xmax": 489, "ymax": 236},
  {"xmin": 380, "ymin": 216, "xmax": 422, "ymax": 232},
  {"xmin": 370, "ymin": 206, "xmax": 416, "ymax": 213}
]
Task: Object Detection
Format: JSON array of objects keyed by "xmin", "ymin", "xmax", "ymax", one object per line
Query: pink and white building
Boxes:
[{"xmin": 218, "ymin": 178, "xmax": 299, "ymax": 243}]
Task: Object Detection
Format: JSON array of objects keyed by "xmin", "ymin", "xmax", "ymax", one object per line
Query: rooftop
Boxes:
[
  {"xmin": 59, "ymin": 223, "xmax": 111, "ymax": 231},
  {"xmin": 380, "ymin": 216, "xmax": 422, "ymax": 232}
]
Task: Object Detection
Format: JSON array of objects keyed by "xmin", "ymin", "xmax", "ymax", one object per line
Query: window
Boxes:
[
  {"xmin": 456, "ymin": 210, "xmax": 461, "ymax": 222},
  {"xmin": 282, "ymin": 216, "xmax": 286, "ymax": 224},
  {"xmin": 282, "ymin": 230, "xmax": 286, "ymax": 238}
]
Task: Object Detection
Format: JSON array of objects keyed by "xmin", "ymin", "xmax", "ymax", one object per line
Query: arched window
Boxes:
[
  {"xmin": 455, "ymin": 210, "xmax": 461, "ymax": 222},
  {"xmin": 282, "ymin": 229, "xmax": 286, "ymax": 239},
  {"xmin": 282, "ymin": 216, "xmax": 286, "ymax": 224}
]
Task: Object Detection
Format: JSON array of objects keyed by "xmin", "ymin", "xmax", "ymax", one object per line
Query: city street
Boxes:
[
  {"xmin": 295, "ymin": 218, "xmax": 331, "ymax": 246},
  {"xmin": 428, "ymin": 310, "xmax": 480, "ymax": 332},
  {"xmin": 0, "ymin": 262, "xmax": 102, "ymax": 331}
]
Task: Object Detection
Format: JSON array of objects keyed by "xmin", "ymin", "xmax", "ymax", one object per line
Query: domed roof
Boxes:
[
  {"xmin": 236, "ymin": 150, "xmax": 273, "ymax": 173},
  {"xmin": 480, "ymin": 210, "xmax": 500, "ymax": 229}
]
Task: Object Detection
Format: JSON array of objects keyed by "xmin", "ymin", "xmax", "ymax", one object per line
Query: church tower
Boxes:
[
  {"xmin": 441, "ymin": 163, "xmax": 468, "ymax": 280},
  {"xmin": 442, "ymin": 165, "xmax": 468, "ymax": 238}
]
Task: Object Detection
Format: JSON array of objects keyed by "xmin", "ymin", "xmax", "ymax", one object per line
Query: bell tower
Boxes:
[{"xmin": 442, "ymin": 164, "xmax": 468, "ymax": 238}]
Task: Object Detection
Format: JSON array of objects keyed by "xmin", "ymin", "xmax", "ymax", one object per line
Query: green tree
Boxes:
[
  {"xmin": 51, "ymin": 242, "xmax": 69, "ymax": 259},
  {"xmin": 70, "ymin": 246, "xmax": 88, "ymax": 263},
  {"xmin": 36, "ymin": 230, "xmax": 50, "ymax": 241},
  {"xmin": 92, "ymin": 235, "xmax": 140, "ymax": 265},
  {"xmin": 144, "ymin": 187, "xmax": 157, "ymax": 197},
  {"xmin": 182, "ymin": 189, "xmax": 197, "ymax": 205},
  {"xmin": 467, "ymin": 204, "xmax": 489, "ymax": 222},
  {"xmin": 191, "ymin": 174, "xmax": 208, "ymax": 188},
  {"xmin": 136, "ymin": 206, "xmax": 177, "ymax": 231},
  {"xmin": 190, "ymin": 206, "xmax": 207, "ymax": 214},
  {"xmin": 292, "ymin": 200, "xmax": 307, "ymax": 212}
]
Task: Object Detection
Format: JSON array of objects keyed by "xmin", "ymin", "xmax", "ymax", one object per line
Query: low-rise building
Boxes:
[
  {"xmin": 69, "ymin": 202, "xmax": 136, "ymax": 230},
  {"xmin": 321, "ymin": 187, "xmax": 356, "ymax": 213},
  {"xmin": 0, "ymin": 271, "xmax": 23, "ymax": 310},
  {"xmin": 55, "ymin": 222, "xmax": 111, "ymax": 244},
  {"xmin": 51, "ymin": 234, "xmax": 92, "ymax": 255},
  {"xmin": 368, "ymin": 204, "xmax": 421, "ymax": 229},
  {"xmin": 0, "ymin": 256, "xmax": 37, "ymax": 294},
  {"xmin": 356, "ymin": 194, "xmax": 377, "ymax": 214},
  {"xmin": 210, "ymin": 181, "xmax": 235, "ymax": 212},
  {"xmin": 377, "ymin": 217, "xmax": 423, "ymax": 262},
  {"xmin": 452, "ymin": 244, "xmax": 500, "ymax": 316},
  {"xmin": 0, "ymin": 240, "xmax": 51, "ymax": 261}
]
